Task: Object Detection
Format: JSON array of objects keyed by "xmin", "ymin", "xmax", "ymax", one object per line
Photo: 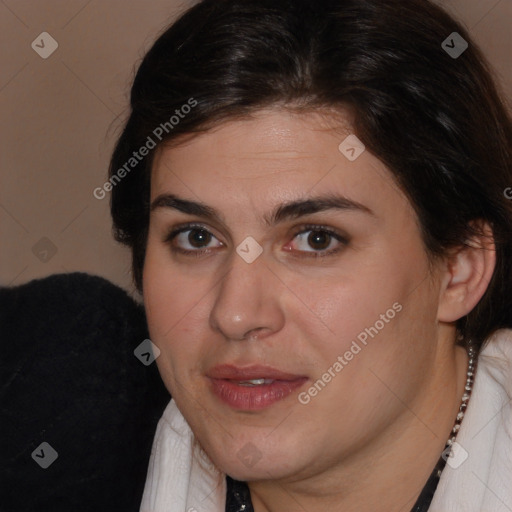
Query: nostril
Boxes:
[{"xmin": 244, "ymin": 327, "xmax": 269, "ymax": 341}]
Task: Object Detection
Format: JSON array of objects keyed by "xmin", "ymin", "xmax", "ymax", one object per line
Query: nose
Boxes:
[{"xmin": 209, "ymin": 250, "xmax": 285, "ymax": 342}]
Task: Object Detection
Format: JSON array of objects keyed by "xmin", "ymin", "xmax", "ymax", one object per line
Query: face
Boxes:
[{"xmin": 143, "ymin": 109, "xmax": 444, "ymax": 482}]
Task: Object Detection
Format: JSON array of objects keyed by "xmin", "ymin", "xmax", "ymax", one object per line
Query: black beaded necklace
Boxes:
[{"xmin": 225, "ymin": 343, "xmax": 477, "ymax": 512}]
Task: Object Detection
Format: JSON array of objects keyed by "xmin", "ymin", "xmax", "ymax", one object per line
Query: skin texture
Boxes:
[{"xmin": 142, "ymin": 109, "xmax": 495, "ymax": 512}]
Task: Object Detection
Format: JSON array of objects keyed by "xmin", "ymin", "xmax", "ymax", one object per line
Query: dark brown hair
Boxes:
[{"xmin": 109, "ymin": 0, "xmax": 512, "ymax": 348}]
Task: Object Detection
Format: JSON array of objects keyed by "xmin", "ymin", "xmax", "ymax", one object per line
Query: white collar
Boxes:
[
  {"xmin": 141, "ymin": 329, "xmax": 512, "ymax": 512},
  {"xmin": 430, "ymin": 328, "xmax": 512, "ymax": 511},
  {"xmin": 140, "ymin": 398, "xmax": 226, "ymax": 512}
]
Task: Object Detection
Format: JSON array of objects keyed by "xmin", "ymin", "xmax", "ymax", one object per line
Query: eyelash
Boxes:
[{"xmin": 163, "ymin": 222, "xmax": 349, "ymax": 259}]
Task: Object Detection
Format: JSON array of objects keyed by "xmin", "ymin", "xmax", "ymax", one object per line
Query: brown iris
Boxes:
[
  {"xmin": 188, "ymin": 228, "xmax": 212, "ymax": 248},
  {"xmin": 307, "ymin": 230, "xmax": 331, "ymax": 251}
]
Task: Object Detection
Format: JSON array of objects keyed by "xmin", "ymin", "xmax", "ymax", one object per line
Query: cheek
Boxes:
[
  {"xmin": 143, "ymin": 233, "xmax": 204, "ymax": 338},
  {"xmin": 142, "ymin": 242, "xmax": 207, "ymax": 383},
  {"xmin": 292, "ymin": 262, "xmax": 409, "ymax": 357},
  {"xmin": 294, "ymin": 248, "xmax": 434, "ymax": 393}
]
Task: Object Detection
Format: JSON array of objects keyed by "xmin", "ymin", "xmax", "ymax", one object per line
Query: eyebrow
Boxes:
[{"xmin": 150, "ymin": 193, "xmax": 375, "ymax": 226}]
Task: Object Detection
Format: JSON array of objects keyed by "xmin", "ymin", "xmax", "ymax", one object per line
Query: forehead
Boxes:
[
  {"xmin": 153, "ymin": 108, "xmax": 351, "ymax": 171},
  {"xmin": 149, "ymin": 109, "xmax": 410, "ymax": 223}
]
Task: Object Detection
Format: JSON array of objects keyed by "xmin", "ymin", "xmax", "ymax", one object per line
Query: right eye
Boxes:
[{"xmin": 164, "ymin": 224, "xmax": 224, "ymax": 256}]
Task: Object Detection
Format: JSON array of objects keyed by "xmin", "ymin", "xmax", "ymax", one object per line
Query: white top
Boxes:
[{"xmin": 140, "ymin": 329, "xmax": 512, "ymax": 512}]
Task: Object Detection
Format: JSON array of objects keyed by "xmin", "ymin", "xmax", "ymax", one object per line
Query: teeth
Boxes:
[{"xmin": 237, "ymin": 378, "xmax": 274, "ymax": 386}]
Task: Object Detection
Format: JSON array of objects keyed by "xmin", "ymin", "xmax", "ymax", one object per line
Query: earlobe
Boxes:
[{"xmin": 437, "ymin": 221, "xmax": 496, "ymax": 323}]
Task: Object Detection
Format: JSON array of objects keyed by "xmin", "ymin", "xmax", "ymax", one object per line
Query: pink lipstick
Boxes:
[{"xmin": 207, "ymin": 364, "xmax": 308, "ymax": 410}]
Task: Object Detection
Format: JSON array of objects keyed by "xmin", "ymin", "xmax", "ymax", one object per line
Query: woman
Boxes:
[{"xmin": 109, "ymin": 0, "xmax": 512, "ymax": 510}]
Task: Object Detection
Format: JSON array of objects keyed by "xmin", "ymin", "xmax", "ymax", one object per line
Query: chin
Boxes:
[
  {"xmin": 207, "ymin": 438, "xmax": 300, "ymax": 482},
  {"xmin": 222, "ymin": 460, "xmax": 293, "ymax": 482}
]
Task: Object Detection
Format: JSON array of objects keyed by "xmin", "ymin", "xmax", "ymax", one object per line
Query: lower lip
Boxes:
[{"xmin": 208, "ymin": 378, "xmax": 308, "ymax": 410}]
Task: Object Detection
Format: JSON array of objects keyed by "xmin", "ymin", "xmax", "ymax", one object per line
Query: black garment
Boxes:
[
  {"xmin": 0, "ymin": 272, "xmax": 170, "ymax": 512},
  {"xmin": 226, "ymin": 476, "xmax": 255, "ymax": 512}
]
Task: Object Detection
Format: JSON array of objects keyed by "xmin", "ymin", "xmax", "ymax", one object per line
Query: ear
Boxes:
[{"xmin": 437, "ymin": 221, "xmax": 496, "ymax": 323}]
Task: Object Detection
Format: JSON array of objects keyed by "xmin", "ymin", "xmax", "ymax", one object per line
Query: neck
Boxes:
[{"xmin": 249, "ymin": 341, "xmax": 469, "ymax": 512}]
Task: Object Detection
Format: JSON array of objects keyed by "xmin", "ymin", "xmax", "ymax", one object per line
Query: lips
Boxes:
[
  {"xmin": 207, "ymin": 364, "xmax": 305, "ymax": 381},
  {"xmin": 206, "ymin": 364, "xmax": 308, "ymax": 410}
]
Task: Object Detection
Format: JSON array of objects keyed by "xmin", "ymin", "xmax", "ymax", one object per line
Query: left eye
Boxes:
[{"xmin": 287, "ymin": 228, "xmax": 347, "ymax": 255}]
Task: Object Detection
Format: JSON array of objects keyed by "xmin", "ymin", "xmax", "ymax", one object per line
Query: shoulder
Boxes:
[
  {"xmin": 0, "ymin": 271, "xmax": 150, "ymax": 380},
  {"xmin": 0, "ymin": 271, "xmax": 145, "ymax": 333}
]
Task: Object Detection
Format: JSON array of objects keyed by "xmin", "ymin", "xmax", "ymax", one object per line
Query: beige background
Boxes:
[{"xmin": 1, "ymin": 0, "xmax": 510, "ymax": 299}]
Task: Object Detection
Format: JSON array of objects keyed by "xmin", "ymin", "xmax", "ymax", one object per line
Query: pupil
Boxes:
[
  {"xmin": 309, "ymin": 231, "xmax": 330, "ymax": 250},
  {"xmin": 189, "ymin": 229, "xmax": 210, "ymax": 248}
]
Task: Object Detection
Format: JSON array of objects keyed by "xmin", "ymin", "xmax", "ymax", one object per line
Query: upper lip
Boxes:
[{"xmin": 207, "ymin": 364, "xmax": 306, "ymax": 381}]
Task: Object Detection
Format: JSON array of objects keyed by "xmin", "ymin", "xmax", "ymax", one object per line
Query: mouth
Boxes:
[
  {"xmin": 206, "ymin": 364, "xmax": 308, "ymax": 410},
  {"xmin": 235, "ymin": 378, "xmax": 276, "ymax": 386}
]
